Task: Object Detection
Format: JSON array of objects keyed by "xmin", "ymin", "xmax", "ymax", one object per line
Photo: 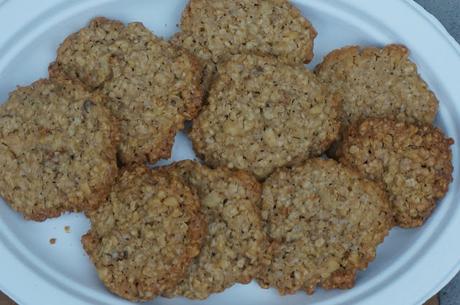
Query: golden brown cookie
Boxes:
[
  {"xmin": 160, "ymin": 160, "xmax": 269, "ymax": 299},
  {"xmin": 336, "ymin": 118, "xmax": 453, "ymax": 227},
  {"xmin": 190, "ymin": 54, "xmax": 341, "ymax": 179},
  {"xmin": 50, "ymin": 17, "xmax": 203, "ymax": 164},
  {"xmin": 0, "ymin": 78, "xmax": 118, "ymax": 221},
  {"xmin": 258, "ymin": 158, "xmax": 392, "ymax": 294},
  {"xmin": 315, "ymin": 44, "xmax": 438, "ymax": 129},
  {"xmin": 172, "ymin": 0, "xmax": 317, "ymax": 90},
  {"xmin": 82, "ymin": 166, "xmax": 206, "ymax": 301}
]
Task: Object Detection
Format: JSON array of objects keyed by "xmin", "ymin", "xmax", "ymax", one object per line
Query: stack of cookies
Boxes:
[{"xmin": 0, "ymin": 0, "xmax": 453, "ymax": 302}]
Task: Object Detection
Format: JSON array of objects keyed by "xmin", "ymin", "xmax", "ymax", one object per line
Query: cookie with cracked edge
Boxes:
[
  {"xmin": 258, "ymin": 158, "xmax": 392, "ymax": 294},
  {"xmin": 49, "ymin": 17, "xmax": 203, "ymax": 164},
  {"xmin": 336, "ymin": 118, "xmax": 453, "ymax": 227},
  {"xmin": 315, "ymin": 44, "xmax": 438, "ymax": 130},
  {"xmin": 160, "ymin": 160, "xmax": 269, "ymax": 299},
  {"xmin": 81, "ymin": 166, "xmax": 206, "ymax": 301},
  {"xmin": 190, "ymin": 54, "xmax": 341, "ymax": 179},
  {"xmin": 172, "ymin": 0, "xmax": 317, "ymax": 90},
  {"xmin": 0, "ymin": 78, "xmax": 118, "ymax": 221}
]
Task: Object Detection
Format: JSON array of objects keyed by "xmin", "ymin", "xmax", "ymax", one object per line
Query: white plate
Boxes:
[{"xmin": 0, "ymin": 1, "xmax": 459, "ymax": 304}]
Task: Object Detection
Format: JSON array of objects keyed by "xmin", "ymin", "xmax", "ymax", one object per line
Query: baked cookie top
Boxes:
[
  {"xmin": 172, "ymin": 0, "xmax": 317, "ymax": 89},
  {"xmin": 0, "ymin": 78, "xmax": 118, "ymax": 221},
  {"xmin": 315, "ymin": 44, "xmax": 438, "ymax": 128},
  {"xmin": 258, "ymin": 158, "xmax": 392, "ymax": 294},
  {"xmin": 337, "ymin": 118, "xmax": 453, "ymax": 227},
  {"xmin": 82, "ymin": 166, "xmax": 206, "ymax": 301},
  {"xmin": 50, "ymin": 17, "xmax": 203, "ymax": 164},
  {"xmin": 190, "ymin": 54, "xmax": 341, "ymax": 179},
  {"xmin": 161, "ymin": 160, "xmax": 268, "ymax": 299}
]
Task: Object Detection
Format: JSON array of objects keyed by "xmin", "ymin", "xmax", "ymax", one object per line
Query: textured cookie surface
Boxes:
[
  {"xmin": 315, "ymin": 45, "xmax": 438, "ymax": 128},
  {"xmin": 190, "ymin": 54, "xmax": 341, "ymax": 179},
  {"xmin": 0, "ymin": 78, "xmax": 118, "ymax": 221},
  {"xmin": 82, "ymin": 166, "xmax": 206, "ymax": 301},
  {"xmin": 50, "ymin": 17, "xmax": 203, "ymax": 164},
  {"xmin": 337, "ymin": 118, "xmax": 453, "ymax": 227},
  {"xmin": 258, "ymin": 158, "xmax": 392, "ymax": 294},
  {"xmin": 172, "ymin": 0, "xmax": 317, "ymax": 89},
  {"xmin": 161, "ymin": 160, "xmax": 268, "ymax": 299}
]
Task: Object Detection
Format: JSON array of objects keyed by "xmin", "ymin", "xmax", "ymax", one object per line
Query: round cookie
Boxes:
[
  {"xmin": 172, "ymin": 0, "xmax": 317, "ymax": 90},
  {"xmin": 336, "ymin": 118, "xmax": 454, "ymax": 227},
  {"xmin": 190, "ymin": 54, "xmax": 341, "ymax": 179},
  {"xmin": 315, "ymin": 44, "xmax": 438, "ymax": 128},
  {"xmin": 0, "ymin": 78, "xmax": 118, "ymax": 221},
  {"xmin": 258, "ymin": 158, "xmax": 392, "ymax": 294},
  {"xmin": 50, "ymin": 17, "xmax": 203, "ymax": 164},
  {"xmin": 82, "ymin": 166, "xmax": 206, "ymax": 301},
  {"xmin": 160, "ymin": 160, "xmax": 268, "ymax": 299}
]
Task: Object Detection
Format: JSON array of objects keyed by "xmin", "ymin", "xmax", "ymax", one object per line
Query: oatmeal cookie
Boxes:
[
  {"xmin": 315, "ymin": 44, "xmax": 438, "ymax": 129},
  {"xmin": 50, "ymin": 17, "xmax": 203, "ymax": 164},
  {"xmin": 82, "ymin": 166, "xmax": 206, "ymax": 301},
  {"xmin": 190, "ymin": 54, "xmax": 341, "ymax": 179},
  {"xmin": 161, "ymin": 160, "xmax": 268, "ymax": 299},
  {"xmin": 172, "ymin": 0, "xmax": 317, "ymax": 90},
  {"xmin": 258, "ymin": 158, "xmax": 392, "ymax": 294},
  {"xmin": 0, "ymin": 78, "xmax": 118, "ymax": 221},
  {"xmin": 336, "ymin": 118, "xmax": 453, "ymax": 227}
]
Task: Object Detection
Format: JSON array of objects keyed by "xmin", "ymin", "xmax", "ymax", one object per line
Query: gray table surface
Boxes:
[{"xmin": 414, "ymin": 1, "xmax": 460, "ymax": 304}]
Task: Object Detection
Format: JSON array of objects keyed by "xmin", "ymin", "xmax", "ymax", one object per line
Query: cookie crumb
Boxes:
[
  {"xmin": 64, "ymin": 226, "xmax": 71, "ymax": 233},
  {"xmin": 49, "ymin": 238, "xmax": 56, "ymax": 245}
]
